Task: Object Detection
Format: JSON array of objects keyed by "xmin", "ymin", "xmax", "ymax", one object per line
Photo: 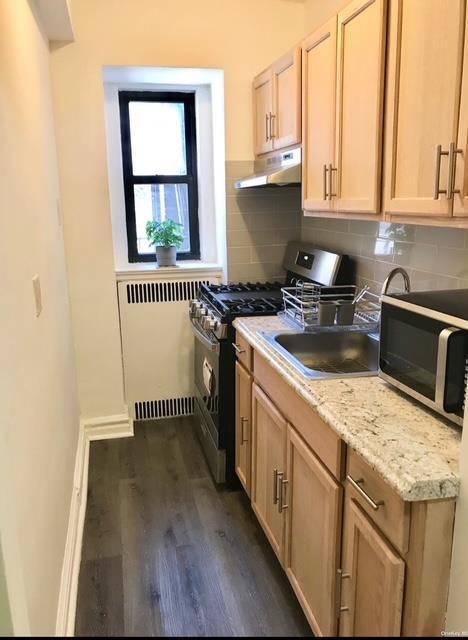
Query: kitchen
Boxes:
[{"xmin": 1, "ymin": 0, "xmax": 468, "ymax": 637}]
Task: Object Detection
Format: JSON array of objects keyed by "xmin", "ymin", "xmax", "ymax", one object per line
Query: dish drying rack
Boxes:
[{"xmin": 281, "ymin": 281, "xmax": 381, "ymax": 330}]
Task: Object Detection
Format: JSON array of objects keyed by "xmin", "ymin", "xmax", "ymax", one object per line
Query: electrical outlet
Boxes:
[{"xmin": 32, "ymin": 275, "xmax": 42, "ymax": 317}]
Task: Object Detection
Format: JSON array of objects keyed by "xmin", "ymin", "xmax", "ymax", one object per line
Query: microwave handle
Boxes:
[{"xmin": 435, "ymin": 326, "xmax": 462, "ymax": 412}]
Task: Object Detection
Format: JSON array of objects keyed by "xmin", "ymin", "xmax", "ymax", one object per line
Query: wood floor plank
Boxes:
[
  {"xmin": 76, "ymin": 417, "xmax": 313, "ymax": 637},
  {"xmin": 75, "ymin": 556, "xmax": 124, "ymax": 637}
]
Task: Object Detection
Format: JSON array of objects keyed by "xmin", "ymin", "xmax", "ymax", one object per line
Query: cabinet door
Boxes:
[
  {"xmin": 235, "ymin": 361, "xmax": 252, "ymax": 496},
  {"xmin": 454, "ymin": 6, "xmax": 468, "ymax": 217},
  {"xmin": 284, "ymin": 425, "xmax": 342, "ymax": 636},
  {"xmin": 302, "ymin": 17, "xmax": 337, "ymax": 213},
  {"xmin": 340, "ymin": 498, "xmax": 405, "ymax": 637},
  {"xmin": 384, "ymin": 0, "xmax": 465, "ymax": 218},
  {"xmin": 335, "ymin": 0, "xmax": 387, "ymax": 214},
  {"xmin": 253, "ymin": 68, "xmax": 274, "ymax": 156},
  {"xmin": 272, "ymin": 47, "xmax": 301, "ymax": 151},
  {"xmin": 251, "ymin": 382, "xmax": 286, "ymax": 561}
]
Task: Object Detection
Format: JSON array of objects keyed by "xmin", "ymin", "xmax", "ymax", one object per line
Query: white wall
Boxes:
[
  {"xmin": 0, "ymin": 0, "xmax": 80, "ymax": 634},
  {"xmin": 49, "ymin": 0, "xmax": 310, "ymax": 421},
  {"xmin": 305, "ymin": 0, "xmax": 350, "ymax": 29},
  {"xmin": 446, "ymin": 412, "xmax": 468, "ymax": 630}
]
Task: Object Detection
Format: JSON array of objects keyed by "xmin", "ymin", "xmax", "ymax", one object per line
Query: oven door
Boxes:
[
  {"xmin": 379, "ymin": 302, "xmax": 467, "ymax": 422},
  {"xmin": 191, "ymin": 318, "xmax": 227, "ymax": 482},
  {"xmin": 191, "ymin": 318, "xmax": 220, "ymax": 435}
]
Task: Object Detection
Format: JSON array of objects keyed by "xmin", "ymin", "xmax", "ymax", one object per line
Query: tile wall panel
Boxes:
[{"xmin": 225, "ymin": 160, "xmax": 302, "ymax": 282}]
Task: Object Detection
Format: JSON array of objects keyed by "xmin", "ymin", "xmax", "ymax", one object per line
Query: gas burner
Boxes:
[
  {"xmin": 209, "ymin": 283, "xmax": 248, "ymax": 294},
  {"xmin": 222, "ymin": 297, "xmax": 284, "ymax": 316},
  {"xmin": 207, "ymin": 281, "xmax": 284, "ymax": 295}
]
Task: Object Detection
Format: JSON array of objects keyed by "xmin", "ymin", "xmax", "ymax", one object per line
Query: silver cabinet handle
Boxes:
[
  {"xmin": 346, "ymin": 474, "xmax": 384, "ymax": 511},
  {"xmin": 278, "ymin": 475, "xmax": 288, "ymax": 513},
  {"xmin": 328, "ymin": 163, "xmax": 337, "ymax": 201},
  {"xmin": 269, "ymin": 112, "xmax": 276, "ymax": 139},
  {"xmin": 240, "ymin": 417, "xmax": 248, "ymax": 443},
  {"xmin": 448, "ymin": 142, "xmax": 463, "ymax": 199},
  {"xmin": 232, "ymin": 343, "xmax": 246, "ymax": 354},
  {"xmin": 265, "ymin": 113, "xmax": 270, "ymax": 142},
  {"xmin": 434, "ymin": 144, "xmax": 449, "ymax": 199},
  {"xmin": 273, "ymin": 468, "xmax": 279, "ymax": 504},
  {"xmin": 323, "ymin": 164, "xmax": 328, "ymax": 200}
]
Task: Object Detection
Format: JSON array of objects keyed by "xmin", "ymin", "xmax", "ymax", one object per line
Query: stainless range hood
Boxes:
[{"xmin": 234, "ymin": 147, "xmax": 301, "ymax": 189}]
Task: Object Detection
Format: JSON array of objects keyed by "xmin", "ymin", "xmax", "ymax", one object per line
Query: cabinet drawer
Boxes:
[
  {"xmin": 254, "ymin": 352, "xmax": 344, "ymax": 480},
  {"xmin": 346, "ymin": 449, "xmax": 410, "ymax": 554},
  {"xmin": 233, "ymin": 332, "xmax": 252, "ymax": 371}
]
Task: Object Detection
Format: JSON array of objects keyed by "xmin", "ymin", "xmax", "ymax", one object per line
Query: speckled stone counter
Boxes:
[{"xmin": 233, "ymin": 315, "xmax": 462, "ymax": 502}]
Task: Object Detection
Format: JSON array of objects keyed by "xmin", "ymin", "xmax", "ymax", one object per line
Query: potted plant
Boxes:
[{"xmin": 146, "ymin": 220, "xmax": 184, "ymax": 267}]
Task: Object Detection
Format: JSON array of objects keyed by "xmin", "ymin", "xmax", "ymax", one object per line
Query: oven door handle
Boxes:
[
  {"xmin": 190, "ymin": 318, "xmax": 220, "ymax": 353},
  {"xmin": 435, "ymin": 326, "xmax": 461, "ymax": 412}
]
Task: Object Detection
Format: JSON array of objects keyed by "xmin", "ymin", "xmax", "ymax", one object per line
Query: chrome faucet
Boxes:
[{"xmin": 381, "ymin": 267, "xmax": 411, "ymax": 296}]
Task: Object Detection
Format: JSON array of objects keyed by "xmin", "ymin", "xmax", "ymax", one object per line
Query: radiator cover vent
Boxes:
[
  {"xmin": 135, "ymin": 396, "xmax": 195, "ymax": 420},
  {"xmin": 126, "ymin": 279, "xmax": 210, "ymax": 304}
]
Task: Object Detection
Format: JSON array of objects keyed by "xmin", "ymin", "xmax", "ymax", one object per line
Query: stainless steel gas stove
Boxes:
[{"xmin": 189, "ymin": 241, "xmax": 354, "ymax": 485}]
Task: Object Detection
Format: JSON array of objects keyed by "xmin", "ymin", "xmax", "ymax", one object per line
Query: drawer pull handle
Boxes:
[
  {"xmin": 434, "ymin": 144, "xmax": 449, "ymax": 199},
  {"xmin": 273, "ymin": 468, "xmax": 279, "ymax": 505},
  {"xmin": 240, "ymin": 416, "xmax": 248, "ymax": 443},
  {"xmin": 232, "ymin": 343, "xmax": 246, "ymax": 354},
  {"xmin": 347, "ymin": 474, "xmax": 384, "ymax": 511},
  {"xmin": 278, "ymin": 476, "xmax": 288, "ymax": 513}
]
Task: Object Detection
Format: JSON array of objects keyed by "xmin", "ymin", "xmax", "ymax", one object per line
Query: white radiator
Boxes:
[{"xmin": 117, "ymin": 275, "xmax": 221, "ymax": 421}]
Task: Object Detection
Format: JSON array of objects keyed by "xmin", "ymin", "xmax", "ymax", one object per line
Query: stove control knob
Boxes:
[
  {"xmin": 190, "ymin": 300, "xmax": 200, "ymax": 312},
  {"xmin": 207, "ymin": 318, "xmax": 218, "ymax": 331},
  {"xmin": 196, "ymin": 306, "xmax": 207, "ymax": 318}
]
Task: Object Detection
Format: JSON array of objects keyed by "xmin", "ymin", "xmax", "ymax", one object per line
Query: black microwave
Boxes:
[{"xmin": 379, "ymin": 289, "xmax": 468, "ymax": 426}]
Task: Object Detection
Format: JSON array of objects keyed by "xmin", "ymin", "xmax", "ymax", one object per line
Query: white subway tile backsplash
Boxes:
[
  {"xmin": 302, "ymin": 216, "xmax": 468, "ymax": 291},
  {"xmin": 225, "ymin": 161, "xmax": 301, "ymax": 282}
]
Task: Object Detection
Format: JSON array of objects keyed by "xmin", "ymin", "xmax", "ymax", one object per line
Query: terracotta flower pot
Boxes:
[{"xmin": 155, "ymin": 245, "xmax": 177, "ymax": 267}]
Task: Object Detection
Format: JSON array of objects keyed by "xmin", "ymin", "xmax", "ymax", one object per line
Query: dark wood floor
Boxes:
[{"xmin": 75, "ymin": 417, "xmax": 312, "ymax": 637}]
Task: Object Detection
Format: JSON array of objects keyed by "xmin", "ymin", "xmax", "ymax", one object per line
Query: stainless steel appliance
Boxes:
[
  {"xmin": 189, "ymin": 242, "xmax": 353, "ymax": 484},
  {"xmin": 234, "ymin": 147, "xmax": 301, "ymax": 189},
  {"xmin": 379, "ymin": 289, "xmax": 468, "ymax": 426}
]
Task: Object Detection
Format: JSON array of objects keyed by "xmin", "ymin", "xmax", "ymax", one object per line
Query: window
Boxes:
[{"xmin": 118, "ymin": 91, "xmax": 200, "ymax": 262}]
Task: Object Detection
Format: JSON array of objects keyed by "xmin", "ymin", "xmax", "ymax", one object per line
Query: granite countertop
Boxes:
[{"xmin": 233, "ymin": 315, "xmax": 462, "ymax": 502}]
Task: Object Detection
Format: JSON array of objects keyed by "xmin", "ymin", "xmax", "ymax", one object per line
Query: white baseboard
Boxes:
[
  {"xmin": 82, "ymin": 412, "xmax": 134, "ymax": 441},
  {"xmin": 55, "ymin": 410, "xmax": 133, "ymax": 636}
]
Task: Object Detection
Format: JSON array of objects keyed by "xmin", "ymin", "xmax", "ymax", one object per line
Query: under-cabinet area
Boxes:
[{"xmin": 233, "ymin": 317, "xmax": 459, "ymax": 637}]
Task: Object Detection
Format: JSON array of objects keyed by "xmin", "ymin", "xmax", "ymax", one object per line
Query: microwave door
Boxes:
[
  {"xmin": 436, "ymin": 327, "xmax": 468, "ymax": 417},
  {"xmin": 379, "ymin": 305, "xmax": 443, "ymax": 403}
]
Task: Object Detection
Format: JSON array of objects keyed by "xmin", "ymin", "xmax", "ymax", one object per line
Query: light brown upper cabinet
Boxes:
[
  {"xmin": 384, "ymin": 0, "xmax": 466, "ymax": 220},
  {"xmin": 253, "ymin": 68, "xmax": 274, "ymax": 156},
  {"xmin": 253, "ymin": 47, "xmax": 301, "ymax": 157},
  {"xmin": 454, "ymin": 4, "xmax": 468, "ymax": 217},
  {"xmin": 302, "ymin": 17, "xmax": 337, "ymax": 212},
  {"xmin": 302, "ymin": 0, "xmax": 387, "ymax": 216}
]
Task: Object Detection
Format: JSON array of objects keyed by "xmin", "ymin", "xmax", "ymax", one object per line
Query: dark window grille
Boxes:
[{"xmin": 119, "ymin": 91, "xmax": 200, "ymax": 263}]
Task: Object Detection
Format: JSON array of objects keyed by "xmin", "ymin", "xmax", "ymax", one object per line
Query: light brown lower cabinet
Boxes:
[
  {"xmin": 339, "ymin": 496, "xmax": 405, "ymax": 637},
  {"xmin": 235, "ymin": 361, "xmax": 252, "ymax": 496},
  {"xmin": 251, "ymin": 382, "xmax": 286, "ymax": 561},
  {"xmin": 284, "ymin": 425, "xmax": 343, "ymax": 636},
  {"xmin": 235, "ymin": 343, "xmax": 456, "ymax": 637}
]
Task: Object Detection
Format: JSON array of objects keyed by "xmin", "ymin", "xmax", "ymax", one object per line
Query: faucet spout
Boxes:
[{"xmin": 381, "ymin": 267, "xmax": 411, "ymax": 296}]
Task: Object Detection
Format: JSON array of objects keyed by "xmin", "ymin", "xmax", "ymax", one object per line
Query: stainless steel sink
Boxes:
[{"xmin": 262, "ymin": 325, "xmax": 380, "ymax": 379}]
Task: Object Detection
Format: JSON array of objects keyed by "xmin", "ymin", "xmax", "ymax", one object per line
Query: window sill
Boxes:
[{"xmin": 115, "ymin": 261, "xmax": 224, "ymax": 282}]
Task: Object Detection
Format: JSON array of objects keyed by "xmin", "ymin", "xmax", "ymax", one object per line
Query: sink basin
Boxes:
[{"xmin": 262, "ymin": 326, "xmax": 380, "ymax": 379}]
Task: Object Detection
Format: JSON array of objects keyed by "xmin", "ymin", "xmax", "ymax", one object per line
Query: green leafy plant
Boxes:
[{"xmin": 146, "ymin": 220, "xmax": 184, "ymax": 249}]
